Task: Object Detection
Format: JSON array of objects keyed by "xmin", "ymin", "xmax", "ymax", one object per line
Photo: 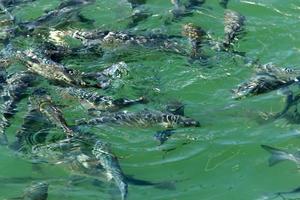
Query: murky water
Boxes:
[{"xmin": 1, "ymin": 0, "xmax": 300, "ymax": 199}]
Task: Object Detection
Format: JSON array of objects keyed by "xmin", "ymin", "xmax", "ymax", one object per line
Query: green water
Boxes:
[{"xmin": 2, "ymin": 0, "xmax": 300, "ymax": 199}]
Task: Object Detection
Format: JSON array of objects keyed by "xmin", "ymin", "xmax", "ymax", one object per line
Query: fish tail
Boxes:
[
  {"xmin": 125, "ymin": 175, "xmax": 176, "ymax": 190},
  {"xmin": 261, "ymin": 145, "xmax": 292, "ymax": 166}
]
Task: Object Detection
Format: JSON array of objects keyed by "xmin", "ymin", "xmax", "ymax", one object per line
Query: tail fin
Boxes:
[
  {"xmin": 261, "ymin": 145, "xmax": 291, "ymax": 166},
  {"xmin": 125, "ymin": 175, "xmax": 176, "ymax": 190}
]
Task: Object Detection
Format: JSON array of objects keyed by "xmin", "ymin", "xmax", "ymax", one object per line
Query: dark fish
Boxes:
[
  {"xmin": 17, "ymin": 0, "xmax": 95, "ymax": 33},
  {"xmin": 154, "ymin": 129, "xmax": 175, "ymax": 145},
  {"xmin": 223, "ymin": 9, "xmax": 246, "ymax": 50},
  {"xmin": 0, "ymin": 0, "xmax": 36, "ymax": 8},
  {"xmin": 77, "ymin": 109, "xmax": 200, "ymax": 128},
  {"xmin": 273, "ymin": 186, "xmax": 300, "ymax": 200},
  {"xmin": 0, "ymin": 71, "xmax": 35, "ymax": 145},
  {"xmin": 126, "ymin": 0, "xmax": 149, "ymax": 28},
  {"xmin": 127, "ymin": 0, "xmax": 146, "ymax": 9},
  {"xmin": 40, "ymin": 41, "xmax": 103, "ymax": 62},
  {"xmin": 232, "ymin": 64, "xmax": 299, "ymax": 99},
  {"xmin": 186, "ymin": 0, "xmax": 205, "ymax": 10},
  {"xmin": 219, "ymin": 0, "xmax": 229, "ymax": 9},
  {"xmin": 21, "ymin": 181, "xmax": 49, "ymax": 200},
  {"xmin": 166, "ymin": 101, "xmax": 185, "ymax": 116},
  {"xmin": 60, "ymin": 87, "xmax": 147, "ymax": 111},
  {"xmin": 0, "ymin": 1, "xmax": 15, "ymax": 22},
  {"xmin": 273, "ymin": 90, "xmax": 300, "ymax": 120},
  {"xmin": 261, "ymin": 144, "xmax": 300, "ymax": 167},
  {"xmin": 170, "ymin": 0, "xmax": 187, "ymax": 19},
  {"xmin": 169, "ymin": 0, "xmax": 204, "ymax": 20}
]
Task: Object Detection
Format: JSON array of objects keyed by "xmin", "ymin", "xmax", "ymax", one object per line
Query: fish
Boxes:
[
  {"xmin": 223, "ymin": 9, "xmax": 246, "ymax": 50},
  {"xmin": 0, "ymin": 71, "xmax": 35, "ymax": 145},
  {"xmin": 261, "ymin": 144, "xmax": 300, "ymax": 167},
  {"xmin": 17, "ymin": 0, "xmax": 95, "ymax": 34},
  {"xmin": 31, "ymin": 134, "xmax": 174, "ymax": 200},
  {"xmin": 47, "ymin": 29, "xmax": 188, "ymax": 56},
  {"xmin": 219, "ymin": 0, "xmax": 229, "ymax": 8},
  {"xmin": 40, "ymin": 41, "xmax": 103, "ymax": 62},
  {"xmin": 18, "ymin": 49, "xmax": 101, "ymax": 88},
  {"xmin": 9, "ymin": 181, "xmax": 49, "ymax": 200},
  {"xmin": 60, "ymin": 87, "xmax": 147, "ymax": 111},
  {"xmin": 232, "ymin": 63, "xmax": 299, "ymax": 99},
  {"xmin": 77, "ymin": 109, "xmax": 200, "ymax": 128},
  {"xmin": 169, "ymin": 0, "xmax": 204, "ymax": 20},
  {"xmin": 92, "ymin": 140, "xmax": 128, "ymax": 200},
  {"xmin": 125, "ymin": 0, "xmax": 149, "ymax": 28}
]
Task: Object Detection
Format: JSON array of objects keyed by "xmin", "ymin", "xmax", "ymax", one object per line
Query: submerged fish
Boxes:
[
  {"xmin": 29, "ymin": 88, "xmax": 75, "ymax": 137},
  {"xmin": 10, "ymin": 88, "xmax": 76, "ymax": 152},
  {"xmin": 261, "ymin": 144, "xmax": 300, "ymax": 167},
  {"xmin": 77, "ymin": 109, "xmax": 200, "ymax": 128},
  {"xmin": 17, "ymin": 0, "xmax": 95, "ymax": 33},
  {"xmin": 10, "ymin": 181, "xmax": 49, "ymax": 200},
  {"xmin": 40, "ymin": 41, "xmax": 103, "ymax": 62},
  {"xmin": 60, "ymin": 87, "xmax": 147, "ymax": 111},
  {"xmin": 232, "ymin": 63, "xmax": 299, "ymax": 99},
  {"xmin": 169, "ymin": 0, "xmax": 204, "ymax": 20},
  {"xmin": 219, "ymin": 0, "xmax": 229, "ymax": 9},
  {"xmin": 126, "ymin": 0, "xmax": 149, "ymax": 28},
  {"xmin": 18, "ymin": 49, "xmax": 101, "ymax": 88},
  {"xmin": 0, "ymin": 71, "xmax": 35, "ymax": 145},
  {"xmin": 31, "ymin": 134, "xmax": 172, "ymax": 200},
  {"xmin": 92, "ymin": 140, "xmax": 128, "ymax": 200}
]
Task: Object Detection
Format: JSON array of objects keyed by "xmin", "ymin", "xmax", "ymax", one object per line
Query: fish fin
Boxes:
[
  {"xmin": 154, "ymin": 129, "xmax": 176, "ymax": 145},
  {"xmin": 125, "ymin": 175, "xmax": 176, "ymax": 190},
  {"xmin": 76, "ymin": 13, "xmax": 95, "ymax": 24},
  {"xmin": 261, "ymin": 145, "xmax": 291, "ymax": 166}
]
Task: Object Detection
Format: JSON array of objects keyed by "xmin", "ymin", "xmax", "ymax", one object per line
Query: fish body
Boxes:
[
  {"xmin": 41, "ymin": 41, "xmax": 103, "ymax": 62},
  {"xmin": 223, "ymin": 9, "xmax": 246, "ymax": 49},
  {"xmin": 92, "ymin": 140, "xmax": 128, "ymax": 200},
  {"xmin": 0, "ymin": 71, "xmax": 34, "ymax": 145},
  {"xmin": 50, "ymin": 29, "xmax": 187, "ymax": 55},
  {"xmin": 18, "ymin": 0, "xmax": 95, "ymax": 33},
  {"xmin": 61, "ymin": 87, "xmax": 146, "ymax": 111},
  {"xmin": 261, "ymin": 144, "xmax": 300, "ymax": 167},
  {"xmin": 77, "ymin": 109, "xmax": 200, "ymax": 128},
  {"xmin": 32, "ymin": 135, "xmax": 128, "ymax": 199},
  {"xmin": 232, "ymin": 64, "xmax": 299, "ymax": 99},
  {"xmin": 170, "ymin": 0, "xmax": 204, "ymax": 19},
  {"xmin": 219, "ymin": 0, "xmax": 229, "ymax": 8},
  {"xmin": 19, "ymin": 50, "xmax": 97, "ymax": 88}
]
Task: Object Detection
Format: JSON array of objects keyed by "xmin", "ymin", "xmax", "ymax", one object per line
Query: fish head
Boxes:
[{"xmin": 182, "ymin": 23, "xmax": 205, "ymax": 42}]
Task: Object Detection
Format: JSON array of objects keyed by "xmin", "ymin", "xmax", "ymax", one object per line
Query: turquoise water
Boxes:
[{"xmin": 1, "ymin": 0, "xmax": 300, "ymax": 199}]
